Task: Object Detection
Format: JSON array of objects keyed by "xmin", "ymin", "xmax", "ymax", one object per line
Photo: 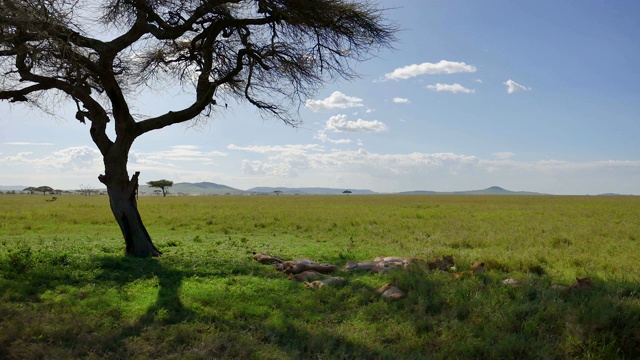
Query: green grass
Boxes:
[{"xmin": 1, "ymin": 194, "xmax": 639, "ymax": 359}]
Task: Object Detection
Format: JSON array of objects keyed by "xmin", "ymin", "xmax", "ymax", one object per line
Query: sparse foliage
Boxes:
[
  {"xmin": 0, "ymin": 0, "xmax": 397, "ymax": 257},
  {"xmin": 78, "ymin": 184, "xmax": 97, "ymax": 196}
]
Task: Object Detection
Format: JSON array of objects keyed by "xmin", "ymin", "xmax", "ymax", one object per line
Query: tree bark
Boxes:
[{"xmin": 99, "ymin": 171, "xmax": 162, "ymax": 257}]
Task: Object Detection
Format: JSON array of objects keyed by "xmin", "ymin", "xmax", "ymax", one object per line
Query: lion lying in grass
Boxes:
[
  {"xmin": 304, "ymin": 276, "xmax": 345, "ymax": 289},
  {"xmin": 288, "ymin": 270, "xmax": 325, "ymax": 282},
  {"xmin": 260, "ymin": 258, "xmax": 337, "ymax": 275},
  {"xmin": 345, "ymin": 255, "xmax": 456, "ymax": 275},
  {"xmin": 281, "ymin": 260, "xmax": 338, "ymax": 275},
  {"xmin": 454, "ymin": 262, "xmax": 486, "ymax": 278},
  {"xmin": 552, "ymin": 277, "xmax": 594, "ymax": 294},
  {"xmin": 426, "ymin": 255, "xmax": 455, "ymax": 271},
  {"xmin": 377, "ymin": 283, "xmax": 407, "ymax": 300},
  {"xmin": 252, "ymin": 252, "xmax": 283, "ymax": 265}
]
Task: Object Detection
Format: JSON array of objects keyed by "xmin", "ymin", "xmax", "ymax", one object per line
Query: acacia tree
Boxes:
[
  {"xmin": 0, "ymin": 0, "xmax": 396, "ymax": 257},
  {"xmin": 35, "ymin": 185, "xmax": 54, "ymax": 195},
  {"xmin": 147, "ymin": 179, "xmax": 173, "ymax": 197}
]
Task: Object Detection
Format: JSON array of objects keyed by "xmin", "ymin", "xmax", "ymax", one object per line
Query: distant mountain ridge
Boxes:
[
  {"xmin": 398, "ymin": 186, "xmax": 545, "ymax": 196},
  {"xmin": 2, "ymin": 182, "xmax": 630, "ymax": 196},
  {"xmin": 0, "ymin": 185, "xmax": 28, "ymax": 191},
  {"xmin": 246, "ymin": 186, "xmax": 376, "ymax": 195},
  {"xmin": 139, "ymin": 181, "xmax": 244, "ymax": 195}
]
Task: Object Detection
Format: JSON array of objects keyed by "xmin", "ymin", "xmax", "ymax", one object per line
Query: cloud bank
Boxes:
[{"xmin": 2, "ymin": 145, "xmax": 639, "ymax": 194}]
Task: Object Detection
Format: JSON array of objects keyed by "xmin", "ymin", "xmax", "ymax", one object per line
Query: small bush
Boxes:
[{"xmin": 6, "ymin": 244, "xmax": 34, "ymax": 273}]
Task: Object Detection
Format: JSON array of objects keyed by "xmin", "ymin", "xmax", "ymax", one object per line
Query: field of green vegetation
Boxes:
[{"xmin": 1, "ymin": 194, "xmax": 639, "ymax": 359}]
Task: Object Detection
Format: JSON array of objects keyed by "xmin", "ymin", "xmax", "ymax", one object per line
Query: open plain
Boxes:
[{"xmin": 1, "ymin": 194, "xmax": 639, "ymax": 359}]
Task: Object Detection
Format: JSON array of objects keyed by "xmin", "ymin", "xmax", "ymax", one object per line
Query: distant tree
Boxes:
[
  {"xmin": 0, "ymin": 0, "xmax": 396, "ymax": 257},
  {"xmin": 147, "ymin": 180, "xmax": 173, "ymax": 197},
  {"xmin": 35, "ymin": 186, "xmax": 54, "ymax": 195},
  {"xmin": 152, "ymin": 189, "xmax": 162, "ymax": 196},
  {"xmin": 23, "ymin": 187, "xmax": 36, "ymax": 194},
  {"xmin": 343, "ymin": 190, "xmax": 352, "ymax": 194},
  {"xmin": 273, "ymin": 190, "xmax": 283, "ymax": 196},
  {"xmin": 78, "ymin": 184, "xmax": 96, "ymax": 196}
]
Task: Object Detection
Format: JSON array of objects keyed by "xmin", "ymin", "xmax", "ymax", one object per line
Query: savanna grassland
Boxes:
[{"xmin": 1, "ymin": 194, "xmax": 639, "ymax": 359}]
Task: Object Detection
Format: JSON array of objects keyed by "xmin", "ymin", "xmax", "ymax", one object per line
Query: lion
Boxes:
[
  {"xmin": 555, "ymin": 277, "xmax": 594, "ymax": 294},
  {"xmin": 303, "ymin": 276, "xmax": 345, "ymax": 289},
  {"xmin": 252, "ymin": 252, "xmax": 283, "ymax": 265},
  {"xmin": 470, "ymin": 262, "xmax": 486, "ymax": 275},
  {"xmin": 275, "ymin": 258, "xmax": 317, "ymax": 272},
  {"xmin": 343, "ymin": 260, "xmax": 379, "ymax": 272},
  {"xmin": 373, "ymin": 256, "xmax": 410, "ymax": 264},
  {"xmin": 284, "ymin": 262, "xmax": 338, "ymax": 275},
  {"xmin": 288, "ymin": 270, "xmax": 324, "ymax": 282},
  {"xmin": 370, "ymin": 263, "xmax": 390, "ymax": 275},
  {"xmin": 376, "ymin": 283, "xmax": 407, "ymax": 300},
  {"xmin": 454, "ymin": 262, "xmax": 486, "ymax": 278},
  {"xmin": 427, "ymin": 255, "xmax": 455, "ymax": 271},
  {"xmin": 552, "ymin": 277, "xmax": 594, "ymax": 295},
  {"xmin": 569, "ymin": 277, "xmax": 594, "ymax": 292}
]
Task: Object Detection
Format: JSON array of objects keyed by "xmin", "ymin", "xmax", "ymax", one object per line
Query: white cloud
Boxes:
[
  {"xmin": 384, "ymin": 60, "xmax": 476, "ymax": 80},
  {"xmin": 426, "ymin": 83, "xmax": 475, "ymax": 94},
  {"xmin": 5, "ymin": 142, "xmax": 55, "ymax": 146},
  {"xmin": 325, "ymin": 114, "xmax": 389, "ymax": 133},
  {"xmin": 240, "ymin": 159, "xmax": 303, "ymax": 177},
  {"xmin": 314, "ymin": 130, "xmax": 353, "ymax": 144},
  {"xmin": 137, "ymin": 145, "xmax": 227, "ymax": 162},
  {"xmin": 0, "ymin": 146, "xmax": 102, "ymax": 170},
  {"xmin": 305, "ymin": 91, "xmax": 364, "ymax": 112},
  {"xmin": 128, "ymin": 145, "xmax": 227, "ymax": 171},
  {"xmin": 393, "ymin": 97, "xmax": 410, "ymax": 104},
  {"xmin": 504, "ymin": 79, "xmax": 531, "ymax": 94},
  {"xmin": 493, "ymin": 152, "xmax": 515, "ymax": 159},
  {"xmin": 228, "ymin": 144, "xmax": 324, "ymax": 154}
]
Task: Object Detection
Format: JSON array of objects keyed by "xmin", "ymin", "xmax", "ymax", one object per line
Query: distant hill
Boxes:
[
  {"xmin": 139, "ymin": 182, "xmax": 245, "ymax": 195},
  {"xmin": 398, "ymin": 186, "xmax": 545, "ymax": 196},
  {"xmin": 0, "ymin": 185, "xmax": 28, "ymax": 191},
  {"xmin": 246, "ymin": 186, "xmax": 376, "ymax": 195},
  {"xmin": 4, "ymin": 183, "xmax": 629, "ymax": 196}
]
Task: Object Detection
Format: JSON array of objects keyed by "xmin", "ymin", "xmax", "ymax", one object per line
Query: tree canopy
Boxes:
[
  {"xmin": 35, "ymin": 186, "xmax": 54, "ymax": 195},
  {"xmin": 147, "ymin": 179, "xmax": 173, "ymax": 197},
  {"xmin": 0, "ymin": 0, "xmax": 397, "ymax": 257}
]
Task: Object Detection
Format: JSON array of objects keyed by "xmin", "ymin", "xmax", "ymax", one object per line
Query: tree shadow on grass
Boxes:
[
  {"xmin": 3, "ymin": 251, "xmax": 640, "ymax": 359},
  {"xmin": 95, "ymin": 256, "xmax": 193, "ymax": 324},
  {"xmin": 92, "ymin": 256, "xmax": 393, "ymax": 359}
]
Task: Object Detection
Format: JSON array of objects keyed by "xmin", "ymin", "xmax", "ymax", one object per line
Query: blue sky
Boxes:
[{"xmin": 1, "ymin": 0, "xmax": 639, "ymax": 194}]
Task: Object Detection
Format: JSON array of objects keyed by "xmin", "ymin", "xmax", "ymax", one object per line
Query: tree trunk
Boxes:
[{"xmin": 99, "ymin": 171, "xmax": 162, "ymax": 257}]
